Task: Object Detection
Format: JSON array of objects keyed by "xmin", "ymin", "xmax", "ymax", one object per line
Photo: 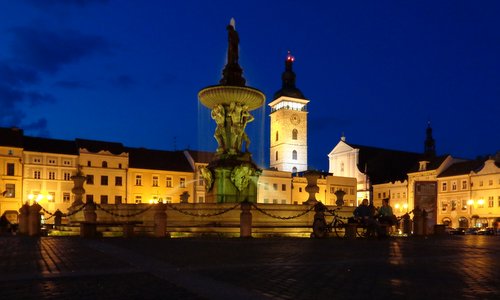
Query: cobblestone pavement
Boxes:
[{"xmin": 1, "ymin": 235, "xmax": 499, "ymax": 299}]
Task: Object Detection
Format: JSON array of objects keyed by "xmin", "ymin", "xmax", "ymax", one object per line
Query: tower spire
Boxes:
[
  {"xmin": 424, "ymin": 121, "xmax": 436, "ymax": 157},
  {"xmin": 273, "ymin": 51, "xmax": 305, "ymax": 100}
]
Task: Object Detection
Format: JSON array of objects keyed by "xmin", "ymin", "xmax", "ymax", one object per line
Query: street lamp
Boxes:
[{"xmin": 467, "ymin": 199, "xmax": 474, "ymax": 227}]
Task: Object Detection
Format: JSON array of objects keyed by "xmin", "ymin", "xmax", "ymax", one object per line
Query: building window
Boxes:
[
  {"xmin": 64, "ymin": 172, "xmax": 71, "ymax": 181},
  {"xmin": 180, "ymin": 178, "xmax": 186, "ymax": 188},
  {"xmin": 479, "ymin": 181, "xmax": 483, "ymax": 187},
  {"xmin": 7, "ymin": 163, "xmax": 15, "ymax": 176},
  {"xmin": 48, "ymin": 159, "xmax": 56, "ymax": 165},
  {"xmin": 135, "ymin": 175, "xmax": 142, "ymax": 186},
  {"xmin": 197, "ymin": 196, "xmax": 204, "ymax": 203},
  {"xmin": 118, "ymin": 163, "xmax": 122, "ymax": 169},
  {"xmin": 451, "ymin": 200, "xmax": 457, "ymax": 211},
  {"xmin": 86, "ymin": 194, "xmax": 94, "ymax": 203},
  {"xmin": 292, "ymin": 150, "xmax": 297, "ymax": 160},
  {"xmin": 489, "ymin": 180, "xmax": 493, "ymax": 186},
  {"xmin": 273, "ymin": 199, "xmax": 278, "ymax": 204},
  {"xmin": 275, "ymin": 151, "xmax": 278, "ymax": 161},
  {"xmin": 275, "ymin": 131, "xmax": 279, "ymax": 141},
  {"xmin": 152, "ymin": 176, "xmax": 159, "ymax": 187},
  {"xmin": 115, "ymin": 196, "xmax": 122, "ymax": 204},
  {"xmin": 442, "ymin": 182, "xmax": 447, "ymax": 192},
  {"xmin": 292, "ymin": 129, "xmax": 298, "ymax": 140},
  {"xmin": 281, "ymin": 199, "xmax": 287, "ymax": 204},
  {"xmin": 87, "ymin": 161, "xmax": 91, "ymax": 167},
  {"xmin": 48, "ymin": 192, "xmax": 55, "ymax": 202},
  {"xmin": 263, "ymin": 198, "xmax": 269, "ymax": 204},
  {"xmin": 33, "ymin": 157, "xmax": 41, "ymax": 163},
  {"xmin": 461, "ymin": 180, "xmax": 467, "ymax": 190},
  {"xmin": 135, "ymin": 195, "xmax": 142, "ymax": 204},
  {"xmin": 87, "ymin": 175, "xmax": 94, "ymax": 185},
  {"xmin": 34, "ymin": 170, "xmax": 41, "ymax": 179},
  {"xmin": 273, "ymin": 184, "xmax": 278, "ymax": 191},
  {"xmin": 165, "ymin": 196, "xmax": 172, "ymax": 203},
  {"xmin": 63, "ymin": 193, "xmax": 70, "ymax": 203},
  {"xmin": 488, "ymin": 196, "xmax": 494, "ymax": 208},
  {"xmin": 441, "ymin": 201, "xmax": 448, "ymax": 212},
  {"xmin": 264, "ymin": 183, "xmax": 269, "ymax": 190},
  {"xmin": 5, "ymin": 184, "xmax": 15, "ymax": 198},
  {"xmin": 166, "ymin": 176, "xmax": 172, "ymax": 188},
  {"xmin": 48, "ymin": 171, "xmax": 56, "ymax": 180},
  {"xmin": 101, "ymin": 176, "xmax": 108, "ymax": 186},
  {"xmin": 451, "ymin": 181, "xmax": 457, "ymax": 191},
  {"xmin": 63, "ymin": 160, "xmax": 71, "ymax": 166},
  {"xmin": 282, "ymin": 184, "xmax": 286, "ymax": 191},
  {"xmin": 461, "ymin": 200, "xmax": 468, "ymax": 211},
  {"xmin": 115, "ymin": 176, "xmax": 122, "ymax": 186},
  {"xmin": 100, "ymin": 195, "xmax": 108, "ymax": 204},
  {"xmin": 331, "ymin": 187, "xmax": 335, "ymax": 194},
  {"xmin": 292, "ymin": 167, "xmax": 297, "ymax": 173},
  {"xmin": 102, "ymin": 161, "xmax": 108, "ymax": 168},
  {"xmin": 299, "ymin": 187, "xmax": 302, "ymax": 192}
]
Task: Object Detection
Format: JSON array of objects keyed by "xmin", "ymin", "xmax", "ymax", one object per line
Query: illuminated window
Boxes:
[
  {"xmin": 48, "ymin": 192, "xmax": 55, "ymax": 202},
  {"xmin": 166, "ymin": 176, "xmax": 172, "ymax": 188},
  {"xmin": 461, "ymin": 200, "xmax": 468, "ymax": 211},
  {"xmin": 273, "ymin": 199, "xmax": 278, "ymax": 204},
  {"xmin": 489, "ymin": 196, "xmax": 494, "ymax": 207},
  {"xmin": 64, "ymin": 172, "xmax": 71, "ymax": 181},
  {"xmin": 135, "ymin": 195, "xmax": 142, "ymax": 204},
  {"xmin": 264, "ymin": 198, "xmax": 269, "ymax": 203},
  {"xmin": 451, "ymin": 181, "xmax": 457, "ymax": 191},
  {"xmin": 152, "ymin": 176, "xmax": 159, "ymax": 187},
  {"xmin": 479, "ymin": 181, "xmax": 483, "ymax": 187},
  {"xmin": 165, "ymin": 196, "xmax": 172, "ymax": 203},
  {"xmin": 135, "ymin": 175, "xmax": 142, "ymax": 186},
  {"xmin": 281, "ymin": 199, "xmax": 286, "ymax": 204},
  {"xmin": 273, "ymin": 184, "xmax": 278, "ymax": 191},
  {"xmin": 441, "ymin": 200, "xmax": 448, "ymax": 212},
  {"xmin": 489, "ymin": 180, "xmax": 493, "ymax": 186},
  {"xmin": 292, "ymin": 129, "xmax": 298, "ymax": 140},
  {"xmin": 264, "ymin": 183, "xmax": 269, "ymax": 190},
  {"xmin": 442, "ymin": 182, "xmax": 447, "ymax": 192},
  {"xmin": 180, "ymin": 178, "xmax": 186, "ymax": 188},
  {"xmin": 292, "ymin": 150, "xmax": 297, "ymax": 160},
  {"xmin": 5, "ymin": 184, "xmax": 15, "ymax": 198}
]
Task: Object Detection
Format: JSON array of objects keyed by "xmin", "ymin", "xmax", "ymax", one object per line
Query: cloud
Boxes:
[
  {"xmin": 24, "ymin": 118, "xmax": 50, "ymax": 137},
  {"xmin": 54, "ymin": 80, "xmax": 90, "ymax": 89},
  {"xmin": 111, "ymin": 74, "xmax": 136, "ymax": 88},
  {"xmin": 9, "ymin": 27, "xmax": 109, "ymax": 74},
  {"xmin": 0, "ymin": 62, "xmax": 39, "ymax": 86},
  {"xmin": 23, "ymin": 0, "xmax": 109, "ymax": 8}
]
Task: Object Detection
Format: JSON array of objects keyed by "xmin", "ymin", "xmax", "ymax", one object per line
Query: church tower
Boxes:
[{"xmin": 269, "ymin": 52, "xmax": 309, "ymax": 173}]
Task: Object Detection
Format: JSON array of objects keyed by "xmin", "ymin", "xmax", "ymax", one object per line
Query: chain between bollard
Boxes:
[
  {"xmin": 167, "ymin": 202, "xmax": 240, "ymax": 217},
  {"xmin": 39, "ymin": 203, "xmax": 87, "ymax": 218},
  {"xmin": 250, "ymin": 202, "xmax": 315, "ymax": 220},
  {"xmin": 95, "ymin": 203, "xmax": 153, "ymax": 218}
]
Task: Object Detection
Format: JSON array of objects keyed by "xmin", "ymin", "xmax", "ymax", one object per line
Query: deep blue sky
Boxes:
[{"xmin": 1, "ymin": 0, "xmax": 499, "ymax": 171}]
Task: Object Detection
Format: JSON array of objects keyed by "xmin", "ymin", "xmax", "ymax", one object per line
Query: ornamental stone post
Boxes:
[
  {"xmin": 54, "ymin": 210, "xmax": 63, "ymax": 229},
  {"xmin": 154, "ymin": 203, "xmax": 168, "ymax": 238},
  {"xmin": 28, "ymin": 203, "xmax": 42, "ymax": 236},
  {"xmin": 240, "ymin": 200, "xmax": 252, "ymax": 238},
  {"xmin": 18, "ymin": 203, "xmax": 30, "ymax": 235},
  {"xmin": 413, "ymin": 208, "xmax": 423, "ymax": 236}
]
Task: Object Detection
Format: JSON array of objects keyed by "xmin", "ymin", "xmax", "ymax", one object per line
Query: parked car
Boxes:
[
  {"xmin": 464, "ymin": 228, "xmax": 479, "ymax": 235},
  {"xmin": 477, "ymin": 228, "xmax": 496, "ymax": 235},
  {"xmin": 448, "ymin": 228, "xmax": 466, "ymax": 235}
]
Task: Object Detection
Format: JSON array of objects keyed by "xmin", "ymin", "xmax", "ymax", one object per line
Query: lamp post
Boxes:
[{"xmin": 467, "ymin": 199, "xmax": 474, "ymax": 227}]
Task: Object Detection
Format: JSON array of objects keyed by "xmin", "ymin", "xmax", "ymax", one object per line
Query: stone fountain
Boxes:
[{"xmin": 198, "ymin": 19, "xmax": 265, "ymax": 203}]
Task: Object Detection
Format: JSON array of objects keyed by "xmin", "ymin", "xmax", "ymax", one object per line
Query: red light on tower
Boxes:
[{"xmin": 287, "ymin": 51, "xmax": 295, "ymax": 62}]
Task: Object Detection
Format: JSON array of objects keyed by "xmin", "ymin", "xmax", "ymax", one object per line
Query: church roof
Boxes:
[
  {"xmin": 437, "ymin": 159, "xmax": 485, "ymax": 177},
  {"xmin": 346, "ymin": 142, "xmax": 422, "ymax": 184},
  {"xmin": 128, "ymin": 148, "xmax": 193, "ymax": 172}
]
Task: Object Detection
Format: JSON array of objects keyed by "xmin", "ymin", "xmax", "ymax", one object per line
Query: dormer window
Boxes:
[{"xmin": 419, "ymin": 161, "xmax": 429, "ymax": 171}]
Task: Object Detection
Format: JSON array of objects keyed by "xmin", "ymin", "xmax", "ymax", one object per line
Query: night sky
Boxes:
[{"xmin": 1, "ymin": 0, "xmax": 499, "ymax": 171}]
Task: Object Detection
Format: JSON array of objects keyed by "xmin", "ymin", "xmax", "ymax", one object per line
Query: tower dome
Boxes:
[{"xmin": 273, "ymin": 51, "xmax": 306, "ymax": 100}]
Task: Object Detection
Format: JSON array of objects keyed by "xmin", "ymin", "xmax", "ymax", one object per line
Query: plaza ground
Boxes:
[{"xmin": 0, "ymin": 235, "xmax": 499, "ymax": 299}]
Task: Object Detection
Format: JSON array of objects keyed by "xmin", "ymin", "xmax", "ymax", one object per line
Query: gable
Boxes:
[{"xmin": 328, "ymin": 140, "xmax": 355, "ymax": 157}]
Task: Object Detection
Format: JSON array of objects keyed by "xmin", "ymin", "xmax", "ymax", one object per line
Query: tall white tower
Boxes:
[{"xmin": 269, "ymin": 52, "xmax": 309, "ymax": 173}]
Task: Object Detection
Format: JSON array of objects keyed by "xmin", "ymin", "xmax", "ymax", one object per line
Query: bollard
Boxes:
[
  {"xmin": 402, "ymin": 213, "xmax": 411, "ymax": 235},
  {"xmin": 54, "ymin": 210, "xmax": 63, "ymax": 229},
  {"xmin": 81, "ymin": 202, "xmax": 97, "ymax": 238},
  {"xmin": 154, "ymin": 203, "xmax": 167, "ymax": 238},
  {"xmin": 413, "ymin": 208, "xmax": 424, "ymax": 236},
  {"xmin": 240, "ymin": 201, "xmax": 252, "ymax": 238},
  {"xmin": 18, "ymin": 203, "xmax": 30, "ymax": 235},
  {"xmin": 28, "ymin": 203, "xmax": 42, "ymax": 236}
]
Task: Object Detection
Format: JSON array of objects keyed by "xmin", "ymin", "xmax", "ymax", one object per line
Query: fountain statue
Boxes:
[{"xmin": 198, "ymin": 19, "xmax": 265, "ymax": 203}]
